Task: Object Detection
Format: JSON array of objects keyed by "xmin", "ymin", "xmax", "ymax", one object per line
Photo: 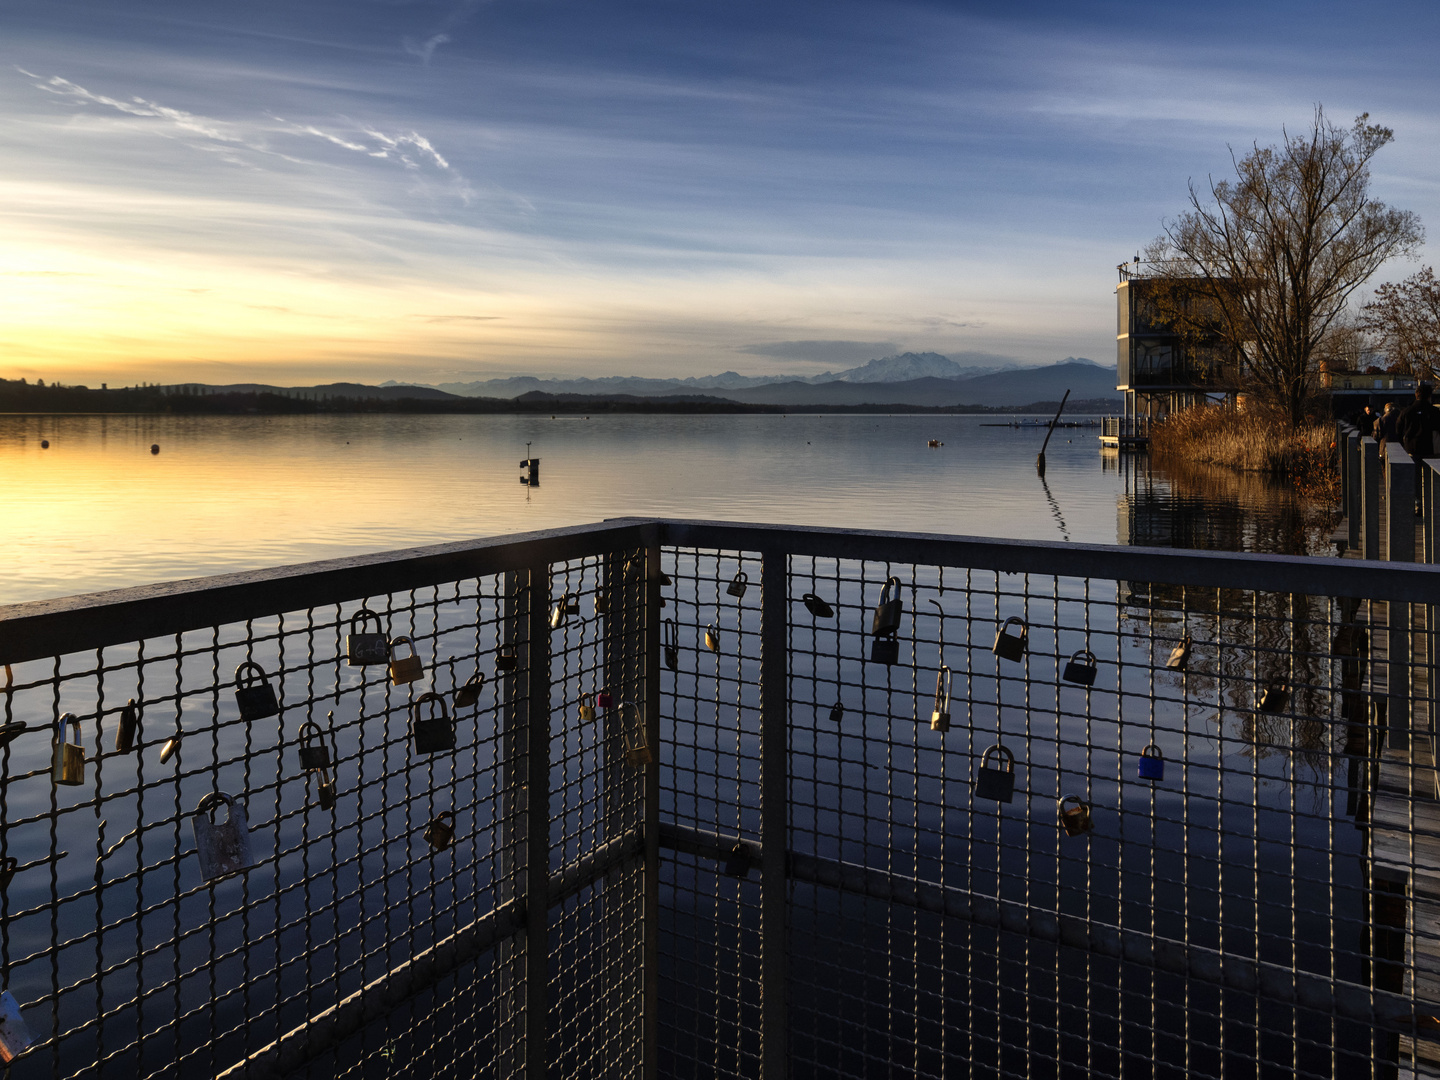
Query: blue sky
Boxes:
[{"xmin": 2, "ymin": 0, "xmax": 1438, "ymax": 384}]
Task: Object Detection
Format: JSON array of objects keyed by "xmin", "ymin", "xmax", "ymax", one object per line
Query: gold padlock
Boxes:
[
  {"xmin": 388, "ymin": 636, "xmax": 424, "ymax": 685},
  {"xmin": 52, "ymin": 713, "xmax": 85, "ymax": 787},
  {"xmin": 704, "ymin": 623, "xmax": 720, "ymax": 654},
  {"xmin": 1059, "ymin": 795, "xmax": 1094, "ymax": 838},
  {"xmin": 578, "ymin": 694, "xmax": 596, "ymax": 723},
  {"xmin": 931, "ymin": 665, "xmax": 952, "ymax": 732}
]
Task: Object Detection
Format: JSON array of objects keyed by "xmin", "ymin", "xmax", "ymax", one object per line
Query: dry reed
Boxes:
[{"xmin": 1149, "ymin": 405, "xmax": 1340, "ymax": 502}]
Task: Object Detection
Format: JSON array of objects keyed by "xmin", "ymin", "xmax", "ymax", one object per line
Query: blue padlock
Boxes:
[{"xmin": 1137, "ymin": 743, "xmax": 1165, "ymax": 781}]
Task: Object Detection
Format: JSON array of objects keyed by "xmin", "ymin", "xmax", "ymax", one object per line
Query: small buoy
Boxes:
[
  {"xmin": 150, "ymin": 444, "xmax": 160, "ymax": 455},
  {"xmin": 40, "ymin": 439, "xmax": 49, "ymax": 449}
]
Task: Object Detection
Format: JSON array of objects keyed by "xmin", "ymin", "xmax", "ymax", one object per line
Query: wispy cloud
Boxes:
[
  {"xmin": 738, "ymin": 340, "xmax": 899, "ymax": 362},
  {"xmin": 403, "ymin": 0, "xmax": 489, "ymax": 64}
]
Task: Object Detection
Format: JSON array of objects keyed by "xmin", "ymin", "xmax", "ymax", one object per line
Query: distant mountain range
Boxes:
[{"xmin": 380, "ymin": 352, "xmax": 1112, "ymax": 404}]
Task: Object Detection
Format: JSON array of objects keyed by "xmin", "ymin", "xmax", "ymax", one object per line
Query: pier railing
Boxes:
[{"xmin": 2, "ymin": 513, "xmax": 1440, "ymax": 1078}]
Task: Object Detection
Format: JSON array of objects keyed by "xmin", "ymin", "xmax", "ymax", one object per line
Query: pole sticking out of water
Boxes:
[{"xmin": 1036, "ymin": 388, "xmax": 1071, "ymax": 476}]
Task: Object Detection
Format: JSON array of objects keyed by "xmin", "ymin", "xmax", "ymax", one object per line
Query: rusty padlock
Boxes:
[
  {"xmin": 388, "ymin": 636, "xmax": 423, "ymax": 685},
  {"xmin": 622, "ymin": 700, "xmax": 652, "ymax": 766},
  {"xmin": 346, "ymin": 608, "xmax": 390, "ymax": 666},
  {"xmin": 411, "ymin": 691, "xmax": 455, "ymax": 755},
  {"xmin": 1059, "ymin": 795, "xmax": 1094, "ymax": 838},
  {"xmin": 931, "ymin": 665, "xmax": 952, "ymax": 733},
  {"xmin": 116, "ymin": 698, "xmax": 140, "ymax": 754},
  {"xmin": 454, "ymin": 671, "xmax": 486, "ymax": 710},
  {"xmin": 424, "ymin": 811, "xmax": 456, "ymax": 851},
  {"xmin": 52, "ymin": 713, "xmax": 84, "ymax": 787},
  {"xmin": 234, "ymin": 661, "xmax": 280, "ymax": 721},
  {"xmin": 727, "ymin": 571, "xmax": 749, "ymax": 599},
  {"xmin": 992, "ymin": 617, "xmax": 1027, "ymax": 663},
  {"xmin": 193, "ymin": 791, "xmax": 255, "ymax": 883}
]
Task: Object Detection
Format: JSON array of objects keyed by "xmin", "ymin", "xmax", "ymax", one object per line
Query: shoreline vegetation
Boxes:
[
  {"xmin": 0, "ymin": 379, "xmax": 1118, "ymax": 416},
  {"xmin": 1148, "ymin": 405, "xmax": 1341, "ymax": 503}
]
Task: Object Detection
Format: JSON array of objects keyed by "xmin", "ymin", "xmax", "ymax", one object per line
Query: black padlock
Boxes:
[
  {"xmin": 346, "ymin": 608, "xmax": 390, "ymax": 666},
  {"xmin": 496, "ymin": 651, "xmax": 519, "ymax": 673},
  {"xmin": 871, "ymin": 576, "xmax": 903, "ymax": 637},
  {"xmin": 723, "ymin": 843, "xmax": 751, "ymax": 879},
  {"xmin": 992, "ymin": 617, "xmax": 1027, "ymax": 663},
  {"xmin": 0, "ymin": 722, "xmax": 26, "ymax": 750},
  {"xmin": 829, "ymin": 701, "xmax": 844, "ymax": 723},
  {"xmin": 424, "ymin": 810, "xmax": 456, "ymax": 851},
  {"xmin": 454, "ymin": 671, "xmax": 486, "ymax": 709},
  {"xmin": 1258, "ymin": 683, "xmax": 1290, "ymax": 714},
  {"xmin": 974, "ymin": 744, "xmax": 1016, "ymax": 803},
  {"xmin": 1062, "ymin": 649, "xmax": 1097, "ymax": 687},
  {"xmin": 317, "ymin": 776, "xmax": 337, "ymax": 811},
  {"xmin": 411, "ymin": 692, "xmax": 455, "ymax": 755},
  {"xmin": 802, "ymin": 593, "xmax": 835, "ymax": 618},
  {"xmin": 298, "ymin": 718, "xmax": 331, "ymax": 771},
  {"xmin": 116, "ymin": 698, "xmax": 140, "ymax": 754},
  {"xmin": 234, "ymin": 661, "xmax": 280, "ymax": 721},
  {"xmin": 727, "ymin": 571, "xmax": 749, "ymax": 599},
  {"xmin": 870, "ymin": 638, "xmax": 899, "ymax": 665}
]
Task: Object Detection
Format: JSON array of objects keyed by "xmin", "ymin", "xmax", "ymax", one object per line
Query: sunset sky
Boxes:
[{"xmin": 3, "ymin": 0, "xmax": 1439, "ymax": 386}]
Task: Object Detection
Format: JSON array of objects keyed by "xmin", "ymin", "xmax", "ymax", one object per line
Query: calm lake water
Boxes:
[{"xmin": 0, "ymin": 412, "xmax": 1329, "ymax": 605}]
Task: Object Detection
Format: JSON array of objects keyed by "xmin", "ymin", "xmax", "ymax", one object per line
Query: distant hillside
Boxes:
[{"xmin": 707, "ymin": 361, "xmax": 1118, "ymax": 407}]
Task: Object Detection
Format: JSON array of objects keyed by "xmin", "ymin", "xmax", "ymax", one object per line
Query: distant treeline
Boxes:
[{"xmin": 0, "ymin": 379, "xmax": 1116, "ymax": 416}]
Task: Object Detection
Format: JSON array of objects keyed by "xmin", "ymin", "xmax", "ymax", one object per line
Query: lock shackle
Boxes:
[
  {"xmin": 412, "ymin": 691, "xmax": 449, "ymax": 721},
  {"xmin": 933, "ymin": 665, "xmax": 952, "ymax": 712},
  {"xmin": 1068, "ymin": 648, "xmax": 1096, "ymax": 665},
  {"xmin": 350, "ymin": 607, "xmax": 383, "ymax": 634},
  {"xmin": 389, "ymin": 636, "xmax": 416, "ymax": 660},
  {"xmin": 299, "ymin": 718, "xmax": 327, "ymax": 751},
  {"xmin": 234, "ymin": 660, "xmax": 272, "ymax": 690},
  {"xmin": 433, "ymin": 810, "xmax": 456, "ymax": 827},
  {"xmin": 1000, "ymin": 616, "xmax": 1026, "ymax": 633},
  {"xmin": 878, "ymin": 576, "xmax": 902, "ymax": 603},
  {"xmin": 664, "ymin": 618, "xmax": 677, "ymax": 648},
  {"xmin": 731, "ymin": 570, "xmax": 748, "ymax": 585},
  {"xmin": 462, "ymin": 671, "xmax": 486, "ymax": 691},
  {"xmin": 196, "ymin": 790, "xmax": 238, "ymax": 823},
  {"xmin": 1059, "ymin": 794, "xmax": 1089, "ymax": 815},
  {"xmin": 980, "ymin": 743, "xmax": 1014, "ymax": 771},
  {"xmin": 579, "ymin": 692, "xmax": 593, "ymax": 707},
  {"xmin": 1141, "ymin": 742, "xmax": 1163, "ymax": 761},
  {"xmin": 802, "ymin": 593, "xmax": 835, "ymax": 618},
  {"xmin": 56, "ymin": 712, "xmax": 81, "ymax": 745}
]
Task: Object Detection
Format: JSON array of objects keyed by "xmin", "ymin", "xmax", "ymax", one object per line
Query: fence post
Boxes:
[
  {"xmin": 759, "ymin": 552, "xmax": 790, "ymax": 1077},
  {"xmin": 1385, "ymin": 444, "xmax": 1414, "ymax": 751},
  {"xmin": 1339, "ymin": 422, "xmax": 1349, "ymax": 514},
  {"xmin": 1362, "ymin": 437, "xmax": 1381, "ymax": 559},
  {"xmin": 1428, "ymin": 461, "xmax": 1440, "ymax": 798},
  {"xmin": 1348, "ymin": 432, "xmax": 1362, "ymax": 551}
]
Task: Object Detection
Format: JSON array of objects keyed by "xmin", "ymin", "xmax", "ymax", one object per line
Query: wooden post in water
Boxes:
[{"xmin": 1036, "ymin": 389, "xmax": 1071, "ymax": 476}]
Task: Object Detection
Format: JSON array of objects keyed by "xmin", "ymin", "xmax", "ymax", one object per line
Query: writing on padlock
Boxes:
[
  {"xmin": 870, "ymin": 638, "xmax": 899, "ymax": 666},
  {"xmin": 235, "ymin": 661, "xmax": 280, "ymax": 721},
  {"xmin": 0, "ymin": 989, "xmax": 34, "ymax": 1063},
  {"xmin": 1137, "ymin": 743, "xmax": 1165, "ymax": 781},
  {"xmin": 411, "ymin": 691, "xmax": 455, "ymax": 755},
  {"xmin": 664, "ymin": 618, "xmax": 678, "ymax": 671},
  {"xmin": 621, "ymin": 700, "xmax": 652, "ymax": 767},
  {"xmin": 704, "ymin": 623, "xmax": 720, "ymax": 654},
  {"xmin": 829, "ymin": 700, "xmax": 845, "ymax": 724},
  {"xmin": 1258, "ymin": 683, "xmax": 1290, "ymax": 714},
  {"xmin": 116, "ymin": 698, "xmax": 140, "ymax": 754},
  {"xmin": 1166, "ymin": 632, "xmax": 1192, "ymax": 671},
  {"xmin": 454, "ymin": 671, "xmax": 486, "ymax": 710},
  {"xmin": 578, "ymin": 694, "xmax": 596, "ymax": 723},
  {"xmin": 1058, "ymin": 794, "xmax": 1094, "ymax": 838},
  {"xmin": 802, "ymin": 593, "xmax": 835, "ymax": 618},
  {"xmin": 52, "ymin": 713, "xmax": 84, "ymax": 787},
  {"xmin": 992, "ymin": 617, "xmax": 1028, "ymax": 663},
  {"xmin": 931, "ymin": 665, "xmax": 952, "ymax": 732},
  {"xmin": 974, "ymin": 743, "xmax": 1016, "ymax": 804},
  {"xmin": 1062, "ymin": 649, "xmax": 1097, "ymax": 687},
  {"xmin": 193, "ymin": 791, "xmax": 255, "ymax": 883},
  {"xmin": 870, "ymin": 576, "xmax": 903, "ymax": 637},
  {"xmin": 388, "ymin": 636, "xmax": 424, "ymax": 686},
  {"xmin": 726, "ymin": 571, "xmax": 749, "ymax": 599},
  {"xmin": 346, "ymin": 608, "xmax": 390, "ymax": 666},
  {"xmin": 424, "ymin": 811, "xmax": 456, "ymax": 851}
]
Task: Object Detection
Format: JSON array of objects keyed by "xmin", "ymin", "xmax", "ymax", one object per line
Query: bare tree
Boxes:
[
  {"xmin": 1357, "ymin": 266, "xmax": 1440, "ymax": 379},
  {"xmin": 1145, "ymin": 108, "xmax": 1422, "ymax": 427}
]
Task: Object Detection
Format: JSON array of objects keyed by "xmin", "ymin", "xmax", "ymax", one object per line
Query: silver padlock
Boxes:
[
  {"xmin": 726, "ymin": 571, "xmax": 749, "ymax": 598},
  {"xmin": 871, "ymin": 576, "xmax": 903, "ymax": 637},
  {"xmin": 0, "ymin": 990, "xmax": 34, "ymax": 1062},
  {"xmin": 52, "ymin": 713, "xmax": 84, "ymax": 787},
  {"xmin": 931, "ymin": 665, "xmax": 952, "ymax": 732},
  {"xmin": 1166, "ymin": 632, "xmax": 1192, "ymax": 671},
  {"xmin": 116, "ymin": 698, "xmax": 140, "ymax": 754},
  {"xmin": 388, "ymin": 636, "xmax": 424, "ymax": 685},
  {"xmin": 622, "ymin": 700, "xmax": 652, "ymax": 766},
  {"xmin": 193, "ymin": 791, "xmax": 255, "ymax": 883}
]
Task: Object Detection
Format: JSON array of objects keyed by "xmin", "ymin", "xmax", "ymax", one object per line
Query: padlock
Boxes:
[
  {"xmin": 235, "ymin": 661, "xmax": 281, "ymax": 721},
  {"xmin": 829, "ymin": 701, "xmax": 844, "ymax": 724},
  {"xmin": 346, "ymin": 608, "xmax": 390, "ymax": 666},
  {"xmin": 159, "ymin": 726, "xmax": 182, "ymax": 765},
  {"xmin": 664, "ymin": 618, "xmax": 678, "ymax": 671},
  {"xmin": 316, "ymin": 775, "xmax": 337, "ymax": 811},
  {"xmin": 116, "ymin": 698, "xmax": 140, "ymax": 753},
  {"xmin": 870, "ymin": 638, "xmax": 899, "ymax": 665},
  {"xmin": 1062, "ymin": 649, "xmax": 1097, "ymax": 687},
  {"xmin": 1059, "ymin": 795, "xmax": 1094, "ymax": 838},
  {"xmin": 388, "ymin": 636, "xmax": 423, "ymax": 685},
  {"xmin": 551, "ymin": 592, "xmax": 580, "ymax": 629},
  {"xmin": 454, "ymin": 671, "xmax": 486, "ymax": 709},
  {"xmin": 871, "ymin": 576, "xmax": 903, "ymax": 637},
  {"xmin": 622, "ymin": 700, "xmax": 652, "ymax": 766},
  {"xmin": 193, "ymin": 791, "xmax": 255, "ymax": 883},
  {"xmin": 1258, "ymin": 684, "xmax": 1290, "ymax": 714},
  {"xmin": 704, "ymin": 623, "xmax": 720, "ymax": 654},
  {"xmin": 726, "ymin": 571, "xmax": 749, "ymax": 598},
  {"xmin": 723, "ymin": 842, "xmax": 751, "ymax": 879},
  {"xmin": 496, "ymin": 651, "xmax": 519, "ymax": 673},
  {"xmin": 424, "ymin": 811, "xmax": 456, "ymax": 851},
  {"xmin": 52, "ymin": 713, "xmax": 84, "ymax": 787},
  {"xmin": 931, "ymin": 665, "xmax": 952, "ymax": 732},
  {"xmin": 802, "ymin": 593, "xmax": 835, "ymax": 618},
  {"xmin": 1166, "ymin": 633, "xmax": 1192, "ymax": 671},
  {"xmin": 411, "ymin": 691, "xmax": 455, "ymax": 755},
  {"xmin": 992, "ymin": 617, "xmax": 1028, "ymax": 663},
  {"xmin": 598, "ymin": 688, "xmax": 613, "ymax": 708},
  {"xmin": 974, "ymin": 744, "xmax": 1016, "ymax": 803},
  {"xmin": 594, "ymin": 593, "xmax": 610, "ymax": 616},
  {"xmin": 0, "ymin": 989, "xmax": 34, "ymax": 1063},
  {"xmin": 578, "ymin": 694, "xmax": 596, "ymax": 723},
  {"xmin": 1137, "ymin": 743, "xmax": 1165, "ymax": 781},
  {"xmin": 0, "ymin": 723, "xmax": 25, "ymax": 750},
  {"xmin": 658, "ymin": 570, "xmax": 673, "ymax": 586},
  {"xmin": 298, "ymin": 718, "xmax": 331, "ymax": 771},
  {"xmin": 0, "ymin": 857, "xmax": 15, "ymax": 891}
]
